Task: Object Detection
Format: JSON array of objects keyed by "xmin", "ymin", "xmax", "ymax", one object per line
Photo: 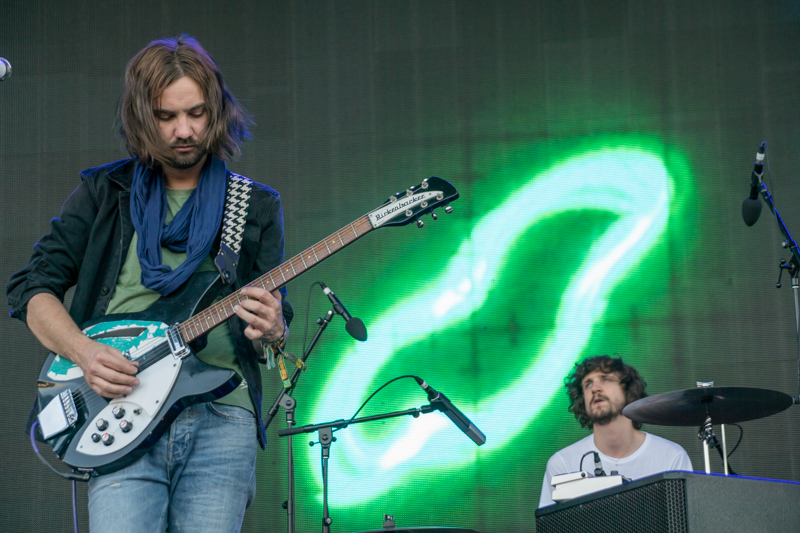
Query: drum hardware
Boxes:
[{"xmin": 622, "ymin": 384, "xmax": 793, "ymax": 474}]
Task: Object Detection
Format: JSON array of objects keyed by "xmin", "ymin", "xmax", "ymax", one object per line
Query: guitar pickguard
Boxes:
[{"xmin": 74, "ymin": 354, "xmax": 181, "ymax": 457}]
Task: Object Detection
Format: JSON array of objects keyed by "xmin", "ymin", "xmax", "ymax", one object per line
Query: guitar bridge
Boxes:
[{"xmin": 166, "ymin": 325, "xmax": 190, "ymax": 359}]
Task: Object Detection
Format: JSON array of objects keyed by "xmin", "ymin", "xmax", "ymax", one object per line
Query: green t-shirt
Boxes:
[{"xmin": 106, "ymin": 188, "xmax": 253, "ymax": 414}]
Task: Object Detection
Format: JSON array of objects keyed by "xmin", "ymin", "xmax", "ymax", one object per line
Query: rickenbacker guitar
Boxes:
[{"xmin": 34, "ymin": 177, "xmax": 458, "ymax": 475}]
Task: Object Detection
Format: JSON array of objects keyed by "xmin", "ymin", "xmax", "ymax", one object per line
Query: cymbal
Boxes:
[{"xmin": 621, "ymin": 386, "xmax": 794, "ymax": 426}]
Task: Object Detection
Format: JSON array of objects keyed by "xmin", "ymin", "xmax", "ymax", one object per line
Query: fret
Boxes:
[
  {"xmin": 289, "ymin": 261, "xmax": 297, "ymax": 276},
  {"xmin": 215, "ymin": 305, "xmax": 223, "ymax": 322},
  {"xmin": 280, "ymin": 269, "xmax": 286, "ymax": 282},
  {"xmin": 312, "ymin": 247, "xmax": 319, "ymax": 262},
  {"xmin": 300, "ymin": 255, "xmax": 307, "ymax": 269},
  {"xmin": 337, "ymin": 233, "xmax": 345, "ymax": 246},
  {"xmin": 203, "ymin": 314, "xmax": 211, "ymax": 329},
  {"xmin": 350, "ymin": 223, "xmax": 358, "ymax": 238},
  {"xmin": 269, "ymin": 272, "xmax": 277, "ymax": 288},
  {"xmin": 324, "ymin": 240, "xmax": 331, "ymax": 254}
]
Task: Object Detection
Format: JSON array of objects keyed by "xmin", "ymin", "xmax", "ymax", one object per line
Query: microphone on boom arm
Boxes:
[
  {"xmin": 414, "ymin": 376, "xmax": 486, "ymax": 446},
  {"xmin": 320, "ymin": 282, "xmax": 368, "ymax": 341},
  {"xmin": 742, "ymin": 141, "xmax": 767, "ymax": 226}
]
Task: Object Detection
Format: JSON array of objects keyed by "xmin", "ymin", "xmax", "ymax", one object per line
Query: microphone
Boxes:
[
  {"xmin": 321, "ymin": 283, "xmax": 367, "ymax": 341},
  {"xmin": 0, "ymin": 58, "xmax": 11, "ymax": 81},
  {"xmin": 742, "ymin": 141, "xmax": 766, "ymax": 226},
  {"xmin": 414, "ymin": 377, "xmax": 486, "ymax": 446},
  {"xmin": 592, "ymin": 451, "xmax": 606, "ymax": 477}
]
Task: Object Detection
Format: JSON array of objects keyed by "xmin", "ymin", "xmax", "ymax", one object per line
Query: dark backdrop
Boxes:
[{"xmin": 2, "ymin": 1, "xmax": 800, "ymax": 532}]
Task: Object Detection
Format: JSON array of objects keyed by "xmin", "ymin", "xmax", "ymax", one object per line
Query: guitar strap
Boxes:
[{"xmin": 214, "ymin": 173, "xmax": 253, "ymax": 286}]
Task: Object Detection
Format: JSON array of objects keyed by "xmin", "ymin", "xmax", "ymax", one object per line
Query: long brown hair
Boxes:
[
  {"xmin": 565, "ymin": 355, "xmax": 648, "ymax": 430},
  {"xmin": 117, "ymin": 35, "xmax": 252, "ymax": 167}
]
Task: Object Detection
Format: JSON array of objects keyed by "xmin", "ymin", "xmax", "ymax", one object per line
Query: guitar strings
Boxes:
[{"xmin": 62, "ymin": 341, "xmax": 173, "ymax": 416}]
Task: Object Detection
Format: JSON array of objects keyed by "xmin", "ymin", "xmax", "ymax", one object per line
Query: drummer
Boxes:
[{"xmin": 538, "ymin": 355, "xmax": 692, "ymax": 507}]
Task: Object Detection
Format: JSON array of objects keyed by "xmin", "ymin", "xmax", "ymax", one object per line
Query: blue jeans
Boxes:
[{"xmin": 88, "ymin": 403, "xmax": 258, "ymax": 532}]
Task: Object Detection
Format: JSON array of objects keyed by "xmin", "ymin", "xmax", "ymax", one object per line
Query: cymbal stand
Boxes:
[
  {"xmin": 263, "ymin": 309, "xmax": 335, "ymax": 533},
  {"xmin": 720, "ymin": 424, "xmax": 729, "ymax": 475},
  {"xmin": 697, "ymin": 416, "xmax": 730, "ymax": 475},
  {"xmin": 698, "ymin": 416, "xmax": 714, "ymax": 474},
  {"xmin": 695, "ymin": 381, "xmax": 729, "ymax": 475}
]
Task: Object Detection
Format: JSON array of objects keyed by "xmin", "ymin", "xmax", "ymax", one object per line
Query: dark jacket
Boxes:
[{"xmin": 7, "ymin": 158, "xmax": 292, "ymax": 449}]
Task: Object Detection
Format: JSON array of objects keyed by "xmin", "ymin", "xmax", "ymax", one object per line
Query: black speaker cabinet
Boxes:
[{"xmin": 535, "ymin": 471, "xmax": 800, "ymax": 533}]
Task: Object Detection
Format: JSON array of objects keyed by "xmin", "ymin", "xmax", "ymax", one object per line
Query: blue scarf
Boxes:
[{"xmin": 130, "ymin": 156, "xmax": 227, "ymax": 296}]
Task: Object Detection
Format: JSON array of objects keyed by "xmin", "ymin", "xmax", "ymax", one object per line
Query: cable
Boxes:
[
  {"xmin": 336, "ymin": 375, "xmax": 421, "ymax": 432},
  {"xmin": 29, "ymin": 421, "xmax": 90, "ymax": 533},
  {"xmin": 726, "ymin": 423, "xmax": 744, "ymax": 458},
  {"xmin": 29, "ymin": 421, "xmax": 90, "ymax": 482},
  {"xmin": 72, "ymin": 479, "xmax": 78, "ymax": 533},
  {"xmin": 301, "ymin": 281, "xmax": 327, "ymax": 358},
  {"xmin": 579, "ymin": 450, "xmax": 595, "ymax": 472}
]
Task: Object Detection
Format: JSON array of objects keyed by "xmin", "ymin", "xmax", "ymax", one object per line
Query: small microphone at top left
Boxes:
[{"xmin": 0, "ymin": 58, "xmax": 12, "ymax": 81}]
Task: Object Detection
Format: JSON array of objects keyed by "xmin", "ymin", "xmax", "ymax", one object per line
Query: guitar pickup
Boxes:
[
  {"xmin": 38, "ymin": 389, "xmax": 78, "ymax": 440},
  {"xmin": 167, "ymin": 325, "xmax": 190, "ymax": 359}
]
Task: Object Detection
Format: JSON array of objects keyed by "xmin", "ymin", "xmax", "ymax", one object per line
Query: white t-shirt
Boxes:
[{"xmin": 538, "ymin": 432, "xmax": 693, "ymax": 508}]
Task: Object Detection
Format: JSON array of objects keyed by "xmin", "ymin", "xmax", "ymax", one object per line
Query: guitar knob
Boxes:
[
  {"xmin": 416, "ymin": 219, "xmax": 424, "ymax": 228},
  {"xmin": 120, "ymin": 420, "xmax": 133, "ymax": 433},
  {"xmin": 96, "ymin": 419, "xmax": 109, "ymax": 431},
  {"xmin": 445, "ymin": 204, "xmax": 453, "ymax": 214},
  {"xmin": 91, "ymin": 433, "xmax": 101, "ymax": 443},
  {"xmin": 101, "ymin": 433, "xmax": 114, "ymax": 446},
  {"xmin": 112, "ymin": 406, "xmax": 126, "ymax": 419}
]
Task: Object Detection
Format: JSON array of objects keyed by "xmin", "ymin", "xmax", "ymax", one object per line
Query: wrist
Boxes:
[
  {"xmin": 258, "ymin": 318, "xmax": 288, "ymax": 367},
  {"xmin": 262, "ymin": 317, "xmax": 288, "ymax": 347}
]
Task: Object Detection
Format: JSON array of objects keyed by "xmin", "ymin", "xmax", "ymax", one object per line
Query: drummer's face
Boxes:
[{"xmin": 582, "ymin": 371, "xmax": 626, "ymax": 424}]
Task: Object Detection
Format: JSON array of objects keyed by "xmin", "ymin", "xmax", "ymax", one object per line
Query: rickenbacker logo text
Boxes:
[{"xmin": 369, "ymin": 191, "xmax": 436, "ymax": 226}]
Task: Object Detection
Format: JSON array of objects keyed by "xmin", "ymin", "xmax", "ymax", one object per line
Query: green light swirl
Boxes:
[{"xmin": 307, "ymin": 144, "xmax": 674, "ymax": 504}]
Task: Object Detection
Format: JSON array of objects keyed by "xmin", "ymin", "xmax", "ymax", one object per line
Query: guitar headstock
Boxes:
[{"xmin": 367, "ymin": 177, "xmax": 459, "ymax": 229}]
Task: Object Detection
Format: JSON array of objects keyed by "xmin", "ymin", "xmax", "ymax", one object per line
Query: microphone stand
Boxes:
[
  {"xmin": 277, "ymin": 404, "xmax": 439, "ymax": 533},
  {"xmin": 755, "ymin": 180, "xmax": 800, "ymax": 403},
  {"xmin": 263, "ymin": 309, "xmax": 335, "ymax": 533}
]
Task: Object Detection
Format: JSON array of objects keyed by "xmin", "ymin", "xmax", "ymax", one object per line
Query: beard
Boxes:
[
  {"xmin": 164, "ymin": 142, "xmax": 207, "ymax": 170},
  {"xmin": 587, "ymin": 395, "xmax": 625, "ymax": 426}
]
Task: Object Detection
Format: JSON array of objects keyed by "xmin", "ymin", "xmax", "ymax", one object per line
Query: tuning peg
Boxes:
[
  {"xmin": 416, "ymin": 218, "xmax": 424, "ymax": 228},
  {"xmin": 445, "ymin": 203, "xmax": 453, "ymax": 214},
  {"xmin": 431, "ymin": 210, "xmax": 438, "ymax": 220}
]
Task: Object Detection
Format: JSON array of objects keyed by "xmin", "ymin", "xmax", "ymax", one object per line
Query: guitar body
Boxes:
[
  {"xmin": 32, "ymin": 176, "xmax": 460, "ymax": 475},
  {"xmin": 35, "ymin": 272, "xmax": 241, "ymax": 475}
]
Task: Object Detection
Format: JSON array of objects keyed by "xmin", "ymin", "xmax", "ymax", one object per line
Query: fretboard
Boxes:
[{"xmin": 178, "ymin": 215, "xmax": 374, "ymax": 343}]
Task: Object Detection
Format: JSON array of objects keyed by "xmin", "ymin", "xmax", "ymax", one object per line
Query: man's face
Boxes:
[
  {"xmin": 154, "ymin": 76, "xmax": 208, "ymax": 170},
  {"xmin": 582, "ymin": 370, "xmax": 627, "ymax": 426}
]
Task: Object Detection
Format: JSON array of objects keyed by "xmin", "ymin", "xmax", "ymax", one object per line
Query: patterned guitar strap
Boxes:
[
  {"xmin": 214, "ymin": 172, "xmax": 251, "ymax": 286},
  {"xmin": 213, "ymin": 174, "xmax": 303, "ymax": 379}
]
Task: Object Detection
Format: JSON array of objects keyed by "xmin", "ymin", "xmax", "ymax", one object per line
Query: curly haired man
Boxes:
[{"xmin": 538, "ymin": 355, "xmax": 692, "ymax": 507}]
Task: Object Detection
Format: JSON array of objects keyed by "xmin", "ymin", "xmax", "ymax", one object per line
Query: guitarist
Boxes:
[{"xmin": 7, "ymin": 35, "xmax": 292, "ymax": 532}]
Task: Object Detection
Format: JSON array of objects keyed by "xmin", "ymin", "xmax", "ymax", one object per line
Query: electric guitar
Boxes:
[{"xmin": 34, "ymin": 177, "xmax": 458, "ymax": 475}]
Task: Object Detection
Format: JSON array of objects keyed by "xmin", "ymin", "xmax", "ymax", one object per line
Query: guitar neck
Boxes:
[{"xmin": 179, "ymin": 215, "xmax": 374, "ymax": 343}]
